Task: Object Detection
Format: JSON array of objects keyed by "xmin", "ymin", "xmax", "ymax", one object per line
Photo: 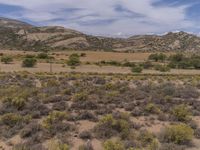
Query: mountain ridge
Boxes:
[{"xmin": 0, "ymin": 17, "xmax": 200, "ymax": 52}]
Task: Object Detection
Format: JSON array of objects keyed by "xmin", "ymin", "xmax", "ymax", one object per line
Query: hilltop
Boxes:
[{"xmin": 0, "ymin": 17, "xmax": 200, "ymax": 52}]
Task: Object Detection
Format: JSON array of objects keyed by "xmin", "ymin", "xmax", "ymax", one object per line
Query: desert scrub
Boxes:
[
  {"xmin": 160, "ymin": 124, "xmax": 194, "ymax": 145},
  {"xmin": 1, "ymin": 55, "xmax": 13, "ymax": 64},
  {"xmin": 131, "ymin": 65, "xmax": 143, "ymax": 73},
  {"xmin": 145, "ymin": 103, "xmax": 161, "ymax": 114},
  {"xmin": 4, "ymin": 97, "xmax": 26, "ymax": 110},
  {"xmin": 48, "ymin": 139, "xmax": 69, "ymax": 150},
  {"xmin": 138, "ymin": 130, "xmax": 156, "ymax": 147},
  {"xmin": 94, "ymin": 114, "xmax": 131, "ymax": 139},
  {"xmin": 72, "ymin": 91, "xmax": 88, "ymax": 101},
  {"xmin": 103, "ymin": 139, "xmax": 125, "ymax": 150},
  {"xmin": 42, "ymin": 111, "xmax": 68, "ymax": 129},
  {"xmin": 22, "ymin": 57, "xmax": 37, "ymax": 67},
  {"xmin": 171, "ymin": 104, "xmax": 191, "ymax": 122},
  {"xmin": 0, "ymin": 113, "xmax": 31, "ymax": 127},
  {"xmin": 67, "ymin": 53, "xmax": 81, "ymax": 66}
]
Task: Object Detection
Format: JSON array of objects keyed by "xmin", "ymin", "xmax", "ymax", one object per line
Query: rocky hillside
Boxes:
[{"xmin": 0, "ymin": 17, "xmax": 200, "ymax": 52}]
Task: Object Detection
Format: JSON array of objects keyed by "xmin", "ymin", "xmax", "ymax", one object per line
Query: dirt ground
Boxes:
[
  {"xmin": 1, "ymin": 62, "xmax": 200, "ymax": 75},
  {"xmin": 0, "ymin": 50, "xmax": 199, "ymax": 75},
  {"xmin": 0, "ymin": 50, "xmax": 173, "ymax": 62}
]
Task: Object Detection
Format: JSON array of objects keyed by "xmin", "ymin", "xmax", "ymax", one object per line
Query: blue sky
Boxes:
[{"xmin": 0, "ymin": 0, "xmax": 200, "ymax": 36}]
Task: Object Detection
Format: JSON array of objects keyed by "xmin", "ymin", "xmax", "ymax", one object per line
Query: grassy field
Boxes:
[{"xmin": 1, "ymin": 50, "xmax": 200, "ymax": 75}]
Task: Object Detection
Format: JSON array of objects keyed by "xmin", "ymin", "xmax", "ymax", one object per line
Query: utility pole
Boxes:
[{"xmin": 50, "ymin": 59, "xmax": 52, "ymax": 73}]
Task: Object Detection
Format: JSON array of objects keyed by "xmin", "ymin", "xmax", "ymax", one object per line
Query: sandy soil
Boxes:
[
  {"xmin": 1, "ymin": 62, "xmax": 200, "ymax": 75},
  {"xmin": 0, "ymin": 50, "xmax": 173, "ymax": 62}
]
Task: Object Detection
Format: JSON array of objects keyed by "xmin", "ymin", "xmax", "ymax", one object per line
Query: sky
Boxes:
[{"xmin": 0, "ymin": 0, "xmax": 200, "ymax": 37}]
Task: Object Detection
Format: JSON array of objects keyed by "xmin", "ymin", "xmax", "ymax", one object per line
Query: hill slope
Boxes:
[{"xmin": 0, "ymin": 17, "xmax": 200, "ymax": 52}]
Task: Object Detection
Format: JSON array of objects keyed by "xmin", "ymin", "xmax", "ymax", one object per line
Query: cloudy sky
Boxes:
[{"xmin": 0, "ymin": 0, "xmax": 200, "ymax": 36}]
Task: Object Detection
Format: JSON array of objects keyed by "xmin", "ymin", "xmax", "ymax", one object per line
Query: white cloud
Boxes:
[{"xmin": 0, "ymin": 0, "xmax": 197, "ymax": 36}]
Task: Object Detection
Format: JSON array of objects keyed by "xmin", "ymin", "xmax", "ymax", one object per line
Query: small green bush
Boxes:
[
  {"xmin": 161, "ymin": 124, "xmax": 194, "ymax": 144},
  {"xmin": 42, "ymin": 111, "xmax": 67, "ymax": 129},
  {"xmin": 0, "ymin": 113, "xmax": 31, "ymax": 127},
  {"xmin": 1, "ymin": 55, "xmax": 13, "ymax": 64},
  {"xmin": 37, "ymin": 52, "xmax": 49, "ymax": 59},
  {"xmin": 138, "ymin": 130, "xmax": 155, "ymax": 146},
  {"xmin": 48, "ymin": 139, "xmax": 69, "ymax": 150},
  {"xmin": 67, "ymin": 53, "xmax": 81, "ymax": 66},
  {"xmin": 148, "ymin": 53, "xmax": 167, "ymax": 62},
  {"xmin": 131, "ymin": 66, "xmax": 143, "ymax": 73},
  {"xmin": 72, "ymin": 91, "xmax": 88, "ymax": 101},
  {"xmin": 95, "ymin": 114, "xmax": 130, "ymax": 139},
  {"xmin": 103, "ymin": 139, "xmax": 125, "ymax": 150},
  {"xmin": 154, "ymin": 65, "xmax": 170, "ymax": 72},
  {"xmin": 171, "ymin": 104, "xmax": 191, "ymax": 122},
  {"xmin": 22, "ymin": 58, "xmax": 37, "ymax": 67},
  {"xmin": 145, "ymin": 103, "xmax": 161, "ymax": 114}
]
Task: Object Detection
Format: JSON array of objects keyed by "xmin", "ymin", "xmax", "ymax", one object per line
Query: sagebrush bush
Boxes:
[
  {"xmin": 138, "ymin": 130, "xmax": 155, "ymax": 146},
  {"xmin": 103, "ymin": 139, "xmax": 125, "ymax": 150},
  {"xmin": 22, "ymin": 58, "xmax": 37, "ymax": 67},
  {"xmin": 72, "ymin": 91, "xmax": 88, "ymax": 101},
  {"xmin": 160, "ymin": 124, "xmax": 194, "ymax": 145},
  {"xmin": 171, "ymin": 104, "xmax": 191, "ymax": 122},
  {"xmin": 145, "ymin": 103, "xmax": 161, "ymax": 114},
  {"xmin": 95, "ymin": 114, "xmax": 130, "ymax": 139},
  {"xmin": 0, "ymin": 113, "xmax": 31, "ymax": 127},
  {"xmin": 131, "ymin": 66, "xmax": 143, "ymax": 73},
  {"xmin": 1, "ymin": 55, "xmax": 13, "ymax": 64},
  {"xmin": 42, "ymin": 111, "xmax": 67, "ymax": 129}
]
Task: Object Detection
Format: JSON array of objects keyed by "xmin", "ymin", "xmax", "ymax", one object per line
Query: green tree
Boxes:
[
  {"xmin": 22, "ymin": 58, "xmax": 37, "ymax": 67},
  {"xmin": 67, "ymin": 53, "xmax": 81, "ymax": 66}
]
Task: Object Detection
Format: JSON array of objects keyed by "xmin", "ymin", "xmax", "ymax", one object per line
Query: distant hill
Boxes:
[{"xmin": 0, "ymin": 17, "xmax": 200, "ymax": 52}]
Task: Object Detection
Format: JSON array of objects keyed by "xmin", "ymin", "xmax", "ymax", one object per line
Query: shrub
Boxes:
[
  {"xmin": 37, "ymin": 52, "xmax": 49, "ymax": 59},
  {"xmin": 11, "ymin": 97, "xmax": 26, "ymax": 109},
  {"xmin": 194, "ymin": 128, "xmax": 200, "ymax": 139},
  {"xmin": 148, "ymin": 53, "xmax": 167, "ymax": 62},
  {"xmin": 161, "ymin": 124, "xmax": 194, "ymax": 145},
  {"xmin": 147, "ymin": 139, "xmax": 160, "ymax": 150},
  {"xmin": 138, "ymin": 130, "xmax": 155, "ymax": 146},
  {"xmin": 131, "ymin": 66, "xmax": 143, "ymax": 73},
  {"xmin": 42, "ymin": 111, "xmax": 67, "ymax": 129},
  {"xmin": 22, "ymin": 58, "xmax": 37, "ymax": 67},
  {"xmin": 159, "ymin": 143, "xmax": 186, "ymax": 150},
  {"xmin": 94, "ymin": 114, "xmax": 130, "ymax": 139},
  {"xmin": 103, "ymin": 139, "xmax": 125, "ymax": 150},
  {"xmin": 0, "ymin": 113, "xmax": 31, "ymax": 127},
  {"xmin": 191, "ymin": 59, "xmax": 200, "ymax": 69},
  {"xmin": 67, "ymin": 53, "xmax": 81, "ymax": 66},
  {"xmin": 80, "ymin": 53, "xmax": 86, "ymax": 57},
  {"xmin": 169, "ymin": 53, "xmax": 185, "ymax": 62},
  {"xmin": 154, "ymin": 65, "xmax": 170, "ymax": 72},
  {"xmin": 171, "ymin": 105, "xmax": 191, "ymax": 122},
  {"xmin": 1, "ymin": 55, "xmax": 13, "ymax": 64},
  {"xmin": 48, "ymin": 139, "xmax": 69, "ymax": 150},
  {"xmin": 122, "ymin": 61, "xmax": 135, "ymax": 67},
  {"xmin": 72, "ymin": 92, "xmax": 88, "ymax": 101},
  {"xmin": 145, "ymin": 103, "xmax": 161, "ymax": 114}
]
